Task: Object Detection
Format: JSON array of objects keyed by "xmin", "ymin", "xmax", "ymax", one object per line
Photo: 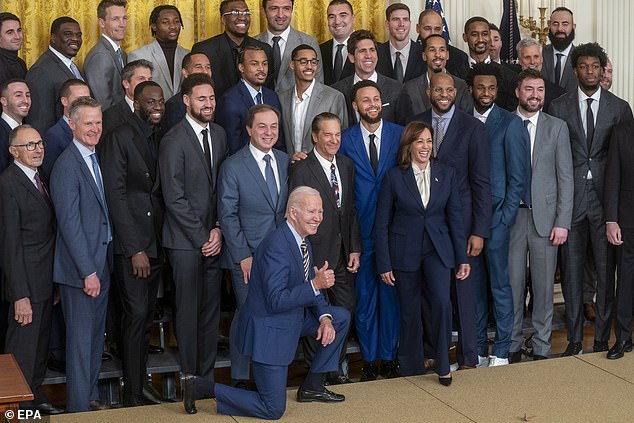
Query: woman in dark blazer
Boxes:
[{"xmin": 374, "ymin": 121, "xmax": 470, "ymax": 385}]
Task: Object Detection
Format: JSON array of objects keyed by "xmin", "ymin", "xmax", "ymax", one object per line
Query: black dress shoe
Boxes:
[
  {"xmin": 47, "ymin": 357, "xmax": 66, "ymax": 373},
  {"xmin": 380, "ymin": 360, "xmax": 400, "ymax": 379},
  {"xmin": 593, "ymin": 341, "xmax": 609, "ymax": 353},
  {"xmin": 509, "ymin": 350, "xmax": 523, "ymax": 364},
  {"xmin": 123, "ymin": 394, "xmax": 149, "ymax": 407},
  {"xmin": 148, "ymin": 344, "xmax": 164, "ymax": 354},
  {"xmin": 532, "ymin": 354, "xmax": 548, "ymax": 361},
  {"xmin": 438, "ymin": 375, "xmax": 452, "ymax": 387},
  {"xmin": 182, "ymin": 374, "xmax": 197, "ymax": 414},
  {"xmin": 607, "ymin": 340, "xmax": 633, "ymax": 360},
  {"xmin": 561, "ymin": 342, "xmax": 583, "ymax": 357},
  {"xmin": 89, "ymin": 400, "xmax": 111, "ymax": 411},
  {"xmin": 101, "ymin": 351, "xmax": 113, "ymax": 362},
  {"xmin": 296, "ymin": 387, "xmax": 345, "ymax": 403},
  {"xmin": 142, "ymin": 383, "xmax": 164, "ymax": 404},
  {"xmin": 35, "ymin": 402, "xmax": 65, "ymax": 415},
  {"xmin": 360, "ymin": 361, "xmax": 378, "ymax": 381}
]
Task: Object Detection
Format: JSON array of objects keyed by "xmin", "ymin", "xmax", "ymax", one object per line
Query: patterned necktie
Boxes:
[
  {"xmin": 272, "ymin": 35, "xmax": 282, "ymax": 81},
  {"xmin": 554, "ymin": 53, "xmax": 563, "ymax": 86},
  {"xmin": 201, "ymin": 128, "xmax": 212, "ymax": 170},
  {"xmin": 255, "ymin": 92, "xmax": 263, "ymax": 105},
  {"xmin": 433, "ymin": 117, "xmax": 444, "ymax": 157},
  {"xmin": 333, "ymin": 44, "xmax": 344, "ymax": 82},
  {"xmin": 300, "ymin": 240, "xmax": 310, "ymax": 282},
  {"xmin": 330, "ymin": 163, "xmax": 341, "ymax": 208},
  {"xmin": 394, "ymin": 51, "xmax": 404, "ymax": 82},
  {"xmin": 116, "ymin": 47, "xmax": 124, "ymax": 67},
  {"xmin": 586, "ymin": 98, "xmax": 595, "ymax": 150},
  {"xmin": 70, "ymin": 61, "xmax": 84, "ymax": 81},
  {"xmin": 34, "ymin": 172, "xmax": 52, "ymax": 208},
  {"xmin": 369, "ymin": 133, "xmax": 378, "ymax": 175},
  {"xmin": 90, "ymin": 153, "xmax": 112, "ymax": 242},
  {"xmin": 263, "ymin": 154, "xmax": 278, "ymax": 205}
]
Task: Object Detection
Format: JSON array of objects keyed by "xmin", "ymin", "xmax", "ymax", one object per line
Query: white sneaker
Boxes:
[
  {"xmin": 449, "ymin": 362, "xmax": 459, "ymax": 372},
  {"xmin": 477, "ymin": 355, "xmax": 489, "ymax": 368},
  {"xmin": 488, "ymin": 356, "xmax": 509, "ymax": 366}
]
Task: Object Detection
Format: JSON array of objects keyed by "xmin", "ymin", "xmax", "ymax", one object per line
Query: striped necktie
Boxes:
[{"xmin": 300, "ymin": 240, "xmax": 310, "ymax": 282}]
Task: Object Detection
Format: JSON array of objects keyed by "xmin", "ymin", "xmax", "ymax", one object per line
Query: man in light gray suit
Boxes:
[
  {"xmin": 549, "ymin": 43, "xmax": 633, "ymax": 356},
  {"xmin": 255, "ymin": 0, "xmax": 323, "ymax": 93},
  {"xmin": 83, "ymin": 0, "xmax": 128, "ymax": 110},
  {"xmin": 395, "ymin": 34, "xmax": 472, "ymax": 125},
  {"xmin": 508, "ymin": 69, "xmax": 573, "ymax": 362},
  {"xmin": 128, "ymin": 5, "xmax": 189, "ymax": 100},
  {"xmin": 541, "ymin": 7, "xmax": 577, "ymax": 93},
  {"xmin": 218, "ymin": 104, "xmax": 289, "ymax": 389},
  {"xmin": 278, "ymin": 44, "xmax": 347, "ymax": 162}
]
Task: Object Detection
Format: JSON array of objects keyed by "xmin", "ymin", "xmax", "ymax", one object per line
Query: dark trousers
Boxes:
[
  {"xmin": 48, "ymin": 301, "xmax": 66, "ymax": 362},
  {"xmin": 216, "ymin": 306, "xmax": 350, "ymax": 420},
  {"xmin": 614, "ymin": 228, "xmax": 634, "ymax": 342},
  {"xmin": 114, "ymin": 254, "xmax": 162, "ymax": 396},
  {"xmin": 229, "ymin": 266, "xmax": 251, "ymax": 381},
  {"xmin": 5, "ymin": 297, "xmax": 53, "ymax": 406},
  {"xmin": 167, "ymin": 249, "xmax": 221, "ymax": 379}
]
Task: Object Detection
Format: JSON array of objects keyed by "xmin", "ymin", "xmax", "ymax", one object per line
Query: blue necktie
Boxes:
[
  {"xmin": 523, "ymin": 119, "xmax": 532, "ymax": 206},
  {"xmin": 90, "ymin": 153, "xmax": 112, "ymax": 242},
  {"xmin": 300, "ymin": 240, "xmax": 310, "ymax": 282},
  {"xmin": 255, "ymin": 92, "xmax": 263, "ymax": 105},
  {"xmin": 264, "ymin": 154, "xmax": 278, "ymax": 205}
]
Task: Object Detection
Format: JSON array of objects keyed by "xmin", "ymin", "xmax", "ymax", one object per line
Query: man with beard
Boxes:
[
  {"xmin": 467, "ymin": 63, "xmax": 528, "ymax": 367},
  {"xmin": 600, "ymin": 57, "xmax": 613, "ymax": 91},
  {"xmin": 396, "ymin": 34, "xmax": 473, "ymax": 125},
  {"xmin": 0, "ymin": 13, "xmax": 27, "ymax": 85},
  {"xmin": 549, "ymin": 43, "xmax": 633, "ymax": 357},
  {"xmin": 508, "ymin": 68, "xmax": 573, "ymax": 363},
  {"xmin": 410, "ymin": 72, "xmax": 490, "ymax": 370},
  {"xmin": 320, "ymin": 0, "xmax": 356, "ymax": 86},
  {"xmin": 192, "ymin": 0, "xmax": 272, "ymax": 99},
  {"xmin": 100, "ymin": 81, "xmax": 166, "ymax": 406},
  {"xmin": 128, "ymin": 5, "xmax": 189, "ymax": 100},
  {"xmin": 159, "ymin": 73, "xmax": 228, "ymax": 388},
  {"xmin": 415, "ymin": 9, "xmax": 468, "ymax": 77},
  {"xmin": 216, "ymin": 45, "xmax": 283, "ymax": 154},
  {"xmin": 0, "ymin": 79, "xmax": 30, "ymax": 173},
  {"xmin": 542, "ymin": 7, "xmax": 578, "ymax": 93},
  {"xmin": 339, "ymin": 80, "xmax": 403, "ymax": 381},
  {"xmin": 25, "ymin": 16, "xmax": 83, "ymax": 134}
]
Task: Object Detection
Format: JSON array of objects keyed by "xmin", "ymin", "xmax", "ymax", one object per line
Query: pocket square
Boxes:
[{"xmin": 382, "ymin": 102, "xmax": 390, "ymax": 107}]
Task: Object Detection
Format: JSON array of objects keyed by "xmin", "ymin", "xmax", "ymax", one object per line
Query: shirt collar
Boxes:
[
  {"xmin": 516, "ymin": 108, "xmax": 540, "ymax": 126},
  {"xmin": 267, "ymin": 26, "xmax": 291, "ymax": 44},
  {"xmin": 294, "ymin": 78, "xmax": 316, "ymax": 101},
  {"xmin": 286, "ymin": 220, "xmax": 305, "ymax": 247},
  {"xmin": 554, "ymin": 43, "xmax": 573, "ymax": 56},
  {"xmin": 13, "ymin": 160, "xmax": 38, "ymax": 182},
  {"xmin": 468, "ymin": 55, "xmax": 491, "ymax": 67},
  {"xmin": 412, "ymin": 161, "xmax": 430, "ymax": 174},
  {"xmin": 354, "ymin": 71, "xmax": 378, "ymax": 84},
  {"xmin": 73, "ymin": 139, "xmax": 95, "ymax": 159},
  {"xmin": 249, "ymin": 142, "xmax": 273, "ymax": 162},
  {"xmin": 578, "ymin": 87, "xmax": 601, "ymax": 103},
  {"xmin": 360, "ymin": 119, "xmax": 383, "ymax": 141},
  {"xmin": 389, "ymin": 39, "xmax": 411, "ymax": 60},
  {"xmin": 102, "ymin": 34, "xmax": 121, "ymax": 50},
  {"xmin": 242, "ymin": 79, "xmax": 262, "ymax": 100},
  {"xmin": 48, "ymin": 45, "xmax": 73, "ymax": 65},
  {"xmin": 314, "ymin": 147, "xmax": 337, "ymax": 168},
  {"xmin": 185, "ymin": 113, "xmax": 208, "ymax": 134},
  {"xmin": 1, "ymin": 112, "xmax": 20, "ymax": 129},
  {"xmin": 125, "ymin": 95, "xmax": 134, "ymax": 112},
  {"xmin": 432, "ymin": 104, "xmax": 456, "ymax": 122},
  {"xmin": 474, "ymin": 105, "xmax": 494, "ymax": 122}
]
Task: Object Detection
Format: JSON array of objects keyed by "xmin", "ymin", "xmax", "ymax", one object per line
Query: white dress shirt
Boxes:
[
  {"xmin": 185, "ymin": 114, "xmax": 213, "ymax": 167},
  {"xmin": 13, "ymin": 160, "xmax": 38, "ymax": 188},
  {"xmin": 516, "ymin": 109, "xmax": 540, "ymax": 160},
  {"xmin": 331, "ymin": 37, "xmax": 350, "ymax": 68},
  {"xmin": 389, "ymin": 39, "xmax": 411, "ymax": 73},
  {"xmin": 266, "ymin": 26, "xmax": 291, "ymax": 58},
  {"xmin": 292, "ymin": 79, "xmax": 316, "ymax": 152},
  {"xmin": 249, "ymin": 143, "xmax": 280, "ymax": 193},
  {"xmin": 360, "ymin": 119, "xmax": 383, "ymax": 160},
  {"xmin": 314, "ymin": 147, "xmax": 343, "ymax": 201},
  {"xmin": 1, "ymin": 112, "xmax": 20, "ymax": 129}
]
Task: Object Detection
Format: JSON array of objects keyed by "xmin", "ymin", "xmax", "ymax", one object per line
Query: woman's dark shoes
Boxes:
[{"xmin": 438, "ymin": 374, "xmax": 452, "ymax": 387}]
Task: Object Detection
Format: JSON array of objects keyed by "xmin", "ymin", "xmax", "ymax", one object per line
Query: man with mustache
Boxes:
[
  {"xmin": 542, "ymin": 7, "xmax": 578, "ymax": 93},
  {"xmin": 0, "ymin": 79, "xmax": 30, "ymax": 174},
  {"xmin": 25, "ymin": 16, "xmax": 83, "ymax": 134},
  {"xmin": 415, "ymin": 9, "xmax": 468, "ymax": 78}
]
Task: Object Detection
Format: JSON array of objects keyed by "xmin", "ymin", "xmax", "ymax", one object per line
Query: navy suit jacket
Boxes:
[
  {"xmin": 412, "ymin": 108, "xmax": 491, "ymax": 239},
  {"xmin": 235, "ymin": 222, "xmax": 330, "ymax": 366},
  {"xmin": 50, "ymin": 142, "xmax": 112, "ymax": 287},
  {"xmin": 215, "ymin": 82, "xmax": 284, "ymax": 154},
  {"xmin": 375, "ymin": 162, "xmax": 467, "ymax": 273},
  {"xmin": 484, "ymin": 105, "xmax": 529, "ymax": 228},
  {"xmin": 0, "ymin": 119, "xmax": 11, "ymax": 173},
  {"xmin": 42, "ymin": 117, "xmax": 73, "ymax": 180},
  {"xmin": 218, "ymin": 144, "xmax": 289, "ymax": 267},
  {"xmin": 161, "ymin": 91, "xmax": 186, "ymax": 133},
  {"xmin": 339, "ymin": 121, "xmax": 403, "ymax": 249}
]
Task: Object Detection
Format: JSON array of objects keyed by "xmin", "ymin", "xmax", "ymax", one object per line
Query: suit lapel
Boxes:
[
  {"xmin": 282, "ymin": 223, "xmax": 304, "ymax": 282},
  {"xmin": 243, "ymin": 147, "xmax": 276, "ymax": 210},
  {"xmin": 71, "ymin": 144, "xmax": 108, "ymax": 214},
  {"xmin": 570, "ymin": 93, "xmax": 588, "ymax": 154},
  {"xmin": 377, "ymin": 122, "xmax": 397, "ymax": 177},
  {"xmin": 47, "ymin": 49, "xmax": 75, "ymax": 79},
  {"xmin": 101, "ymin": 36, "xmax": 123, "ymax": 72},
  {"xmin": 303, "ymin": 84, "xmax": 323, "ymax": 143},
  {"xmin": 10, "ymin": 165, "xmax": 50, "ymax": 210},
  {"xmin": 182, "ymin": 121, "xmax": 213, "ymax": 183},
  {"xmin": 151, "ymin": 40, "xmax": 172, "ymax": 92},
  {"xmin": 404, "ymin": 167, "xmax": 425, "ymax": 211},
  {"xmin": 350, "ymin": 125, "xmax": 374, "ymax": 177},
  {"xmin": 308, "ymin": 152, "xmax": 339, "ymax": 210},
  {"xmin": 278, "ymin": 29, "xmax": 298, "ymax": 86}
]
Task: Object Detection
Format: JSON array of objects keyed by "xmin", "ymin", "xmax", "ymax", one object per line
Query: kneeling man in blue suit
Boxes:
[{"xmin": 183, "ymin": 186, "xmax": 350, "ymax": 419}]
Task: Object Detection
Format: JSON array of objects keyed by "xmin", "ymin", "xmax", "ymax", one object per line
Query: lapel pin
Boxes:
[{"xmin": 434, "ymin": 177, "xmax": 439, "ymax": 182}]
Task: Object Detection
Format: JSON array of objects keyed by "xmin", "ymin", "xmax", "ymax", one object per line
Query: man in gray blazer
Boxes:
[
  {"xmin": 218, "ymin": 104, "xmax": 288, "ymax": 389},
  {"xmin": 395, "ymin": 34, "xmax": 472, "ymax": 125},
  {"xmin": 508, "ymin": 69, "xmax": 573, "ymax": 362},
  {"xmin": 25, "ymin": 16, "xmax": 83, "ymax": 134},
  {"xmin": 128, "ymin": 5, "xmax": 189, "ymax": 100},
  {"xmin": 549, "ymin": 43, "xmax": 633, "ymax": 356},
  {"xmin": 255, "ymin": 0, "xmax": 323, "ymax": 93},
  {"xmin": 278, "ymin": 44, "xmax": 347, "ymax": 161},
  {"xmin": 542, "ymin": 7, "xmax": 577, "ymax": 93},
  {"xmin": 159, "ymin": 73, "xmax": 228, "ymax": 383},
  {"xmin": 83, "ymin": 0, "xmax": 128, "ymax": 110}
]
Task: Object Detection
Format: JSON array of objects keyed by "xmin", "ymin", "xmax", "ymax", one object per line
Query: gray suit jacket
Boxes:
[
  {"xmin": 254, "ymin": 27, "xmax": 323, "ymax": 93},
  {"xmin": 549, "ymin": 88, "xmax": 633, "ymax": 222},
  {"xmin": 395, "ymin": 72, "xmax": 473, "ymax": 125},
  {"xmin": 218, "ymin": 144, "xmax": 289, "ymax": 267},
  {"xmin": 529, "ymin": 111, "xmax": 574, "ymax": 236},
  {"xmin": 128, "ymin": 40, "xmax": 189, "ymax": 99},
  {"xmin": 83, "ymin": 35, "xmax": 127, "ymax": 109},
  {"xmin": 278, "ymin": 81, "xmax": 348, "ymax": 154},
  {"xmin": 542, "ymin": 44, "xmax": 577, "ymax": 93}
]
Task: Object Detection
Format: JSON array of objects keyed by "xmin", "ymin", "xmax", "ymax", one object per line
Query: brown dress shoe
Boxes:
[{"xmin": 583, "ymin": 303, "xmax": 596, "ymax": 321}]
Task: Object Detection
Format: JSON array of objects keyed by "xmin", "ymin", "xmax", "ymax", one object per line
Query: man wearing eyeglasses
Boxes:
[
  {"xmin": 278, "ymin": 44, "xmax": 347, "ymax": 161},
  {"xmin": 192, "ymin": 0, "xmax": 273, "ymax": 99},
  {"xmin": 254, "ymin": 0, "xmax": 323, "ymax": 93},
  {"xmin": 0, "ymin": 125, "xmax": 64, "ymax": 415},
  {"xmin": 0, "ymin": 78, "xmax": 31, "ymax": 174}
]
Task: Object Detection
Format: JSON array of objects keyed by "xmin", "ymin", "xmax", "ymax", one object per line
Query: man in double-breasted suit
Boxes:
[
  {"xmin": 549, "ymin": 43, "xmax": 633, "ymax": 356},
  {"xmin": 158, "ymin": 73, "xmax": 228, "ymax": 382},
  {"xmin": 509, "ymin": 69, "xmax": 573, "ymax": 362},
  {"xmin": 50, "ymin": 97, "xmax": 112, "ymax": 412},
  {"xmin": 218, "ymin": 104, "xmax": 289, "ymax": 388},
  {"xmin": 0, "ymin": 125, "xmax": 62, "ymax": 415}
]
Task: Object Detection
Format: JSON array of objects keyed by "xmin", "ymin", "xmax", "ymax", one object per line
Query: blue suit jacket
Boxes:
[
  {"xmin": 485, "ymin": 105, "xmax": 529, "ymax": 228},
  {"xmin": 50, "ymin": 142, "xmax": 112, "ymax": 287},
  {"xmin": 0, "ymin": 119, "xmax": 11, "ymax": 173},
  {"xmin": 42, "ymin": 117, "xmax": 73, "ymax": 180},
  {"xmin": 218, "ymin": 144, "xmax": 289, "ymax": 267},
  {"xmin": 375, "ymin": 162, "xmax": 467, "ymax": 273},
  {"xmin": 215, "ymin": 82, "xmax": 284, "ymax": 154},
  {"xmin": 236, "ymin": 222, "xmax": 329, "ymax": 366},
  {"xmin": 412, "ymin": 108, "xmax": 491, "ymax": 239},
  {"xmin": 339, "ymin": 121, "xmax": 403, "ymax": 250}
]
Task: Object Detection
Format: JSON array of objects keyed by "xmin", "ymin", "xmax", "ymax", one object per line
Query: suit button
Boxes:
[
  {"xmin": 145, "ymin": 172, "xmax": 150, "ymax": 177},
  {"xmin": 147, "ymin": 211, "xmax": 152, "ymax": 217},
  {"xmin": 102, "ymin": 242, "xmax": 107, "ymax": 245},
  {"xmin": 103, "ymin": 222, "xmax": 107, "ymax": 225}
]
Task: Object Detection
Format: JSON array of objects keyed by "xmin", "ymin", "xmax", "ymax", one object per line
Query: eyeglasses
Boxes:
[
  {"xmin": 293, "ymin": 58, "xmax": 320, "ymax": 66},
  {"xmin": 12, "ymin": 140, "xmax": 45, "ymax": 151},
  {"xmin": 431, "ymin": 87, "xmax": 456, "ymax": 95},
  {"xmin": 222, "ymin": 10, "xmax": 251, "ymax": 17}
]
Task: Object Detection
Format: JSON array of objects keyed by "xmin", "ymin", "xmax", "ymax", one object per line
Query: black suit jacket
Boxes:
[
  {"xmin": 162, "ymin": 91, "xmax": 186, "ymax": 133},
  {"xmin": 456, "ymin": 60, "xmax": 518, "ymax": 112},
  {"xmin": 320, "ymin": 39, "xmax": 355, "ymax": 86},
  {"xmin": 192, "ymin": 33, "xmax": 273, "ymax": 98},
  {"xmin": 605, "ymin": 121, "xmax": 634, "ymax": 229},
  {"xmin": 101, "ymin": 99, "xmax": 134, "ymax": 139},
  {"xmin": 25, "ymin": 48, "xmax": 79, "ymax": 134},
  {"xmin": 0, "ymin": 163, "xmax": 56, "ymax": 303},
  {"xmin": 332, "ymin": 73, "xmax": 402, "ymax": 125},
  {"xmin": 413, "ymin": 38, "xmax": 469, "ymax": 78},
  {"xmin": 289, "ymin": 151, "xmax": 362, "ymax": 268},
  {"xmin": 101, "ymin": 114, "xmax": 164, "ymax": 258},
  {"xmin": 0, "ymin": 118, "xmax": 11, "ymax": 173},
  {"xmin": 376, "ymin": 40, "xmax": 425, "ymax": 83}
]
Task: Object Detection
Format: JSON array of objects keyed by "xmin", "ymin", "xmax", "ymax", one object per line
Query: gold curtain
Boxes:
[{"xmin": 2, "ymin": 0, "xmax": 385, "ymax": 67}]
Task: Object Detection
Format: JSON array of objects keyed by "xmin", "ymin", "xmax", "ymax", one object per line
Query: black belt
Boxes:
[{"xmin": 519, "ymin": 203, "xmax": 532, "ymax": 209}]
